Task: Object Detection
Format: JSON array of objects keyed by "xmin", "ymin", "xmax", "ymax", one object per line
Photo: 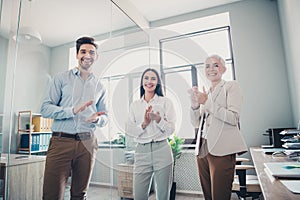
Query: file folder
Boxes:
[{"xmin": 264, "ymin": 162, "xmax": 300, "ymax": 179}]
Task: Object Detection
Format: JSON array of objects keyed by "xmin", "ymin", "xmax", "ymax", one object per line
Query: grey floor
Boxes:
[{"xmin": 65, "ymin": 184, "xmax": 241, "ymax": 200}]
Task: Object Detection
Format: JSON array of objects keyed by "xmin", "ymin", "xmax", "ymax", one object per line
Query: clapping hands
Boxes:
[
  {"xmin": 86, "ymin": 111, "xmax": 106, "ymax": 123},
  {"xmin": 73, "ymin": 100, "xmax": 106, "ymax": 123},
  {"xmin": 73, "ymin": 100, "xmax": 94, "ymax": 115},
  {"xmin": 188, "ymin": 86, "xmax": 208, "ymax": 109},
  {"xmin": 141, "ymin": 105, "xmax": 161, "ymax": 129},
  {"xmin": 148, "ymin": 111, "xmax": 161, "ymax": 123}
]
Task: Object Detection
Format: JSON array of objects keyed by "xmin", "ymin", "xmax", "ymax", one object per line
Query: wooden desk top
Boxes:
[
  {"xmin": 0, "ymin": 153, "xmax": 46, "ymax": 167},
  {"xmin": 250, "ymin": 147, "xmax": 300, "ymax": 200}
]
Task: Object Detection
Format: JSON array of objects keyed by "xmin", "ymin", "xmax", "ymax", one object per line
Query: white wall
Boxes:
[
  {"xmin": 229, "ymin": 0, "xmax": 293, "ymax": 148},
  {"xmin": 277, "ymin": 0, "xmax": 300, "ymax": 126},
  {"xmin": 152, "ymin": 0, "xmax": 294, "ymax": 150},
  {"xmin": 0, "ymin": 35, "xmax": 8, "ymax": 113},
  {"xmin": 1, "ymin": 38, "xmax": 51, "ymax": 152},
  {"xmin": 50, "ymin": 43, "xmax": 73, "ymax": 76}
]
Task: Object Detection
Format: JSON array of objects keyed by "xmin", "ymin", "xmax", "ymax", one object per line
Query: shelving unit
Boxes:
[{"xmin": 17, "ymin": 111, "xmax": 53, "ymax": 155}]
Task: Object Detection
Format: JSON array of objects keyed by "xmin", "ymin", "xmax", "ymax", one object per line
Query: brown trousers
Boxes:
[
  {"xmin": 43, "ymin": 135, "xmax": 98, "ymax": 200},
  {"xmin": 196, "ymin": 140, "xmax": 236, "ymax": 200}
]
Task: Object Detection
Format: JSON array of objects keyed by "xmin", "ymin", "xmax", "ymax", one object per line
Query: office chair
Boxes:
[{"xmin": 232, "ymin": 158, "xmax": 262, "ymax": 200}]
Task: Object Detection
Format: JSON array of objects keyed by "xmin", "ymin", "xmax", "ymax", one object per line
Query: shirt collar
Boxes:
[
  {"xmin": 140, "ymin": 93, "xmax": 159, "ymax": 103},
  {"xmin": 215, "ymin": 79, "xmax": 226, "ymax": 90},
  {"xmin": 72, "ymin": 67, "xmax": 79, "ymax": 75},
  {"xmin": 72, "ymin": 67, "xmax": 94, "ymax": 79},
  {"xmin": 210, "ymin": 79, "xmax": 225, "ymax": 92}
]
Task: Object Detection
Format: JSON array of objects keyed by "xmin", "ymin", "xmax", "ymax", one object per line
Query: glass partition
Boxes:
[{"xmin": 0, "ymin": 0, "xmax": 149, "ymax": 199}]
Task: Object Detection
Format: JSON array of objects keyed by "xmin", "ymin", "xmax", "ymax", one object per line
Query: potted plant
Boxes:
[
  {"xmin": 168, "ymin": 134, "xmax": 184, "ymax": 200},
  {"xmin": 111, "ymin": 132, "xmax": 126, "ymax": 145}
]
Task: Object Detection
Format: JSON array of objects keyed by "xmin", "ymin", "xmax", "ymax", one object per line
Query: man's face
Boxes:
[{"xmin": 76, "ymin": 44, "xmax": 98, "ymax": 71}]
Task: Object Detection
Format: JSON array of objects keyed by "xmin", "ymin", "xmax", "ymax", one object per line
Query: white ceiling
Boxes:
[
  {"xmin": 0, "ymin": 0, "xmax": 243, "ymax": 47},
  {"xmin": 129, "ymin": 0, "xmax": 243, "ymax": 21}
]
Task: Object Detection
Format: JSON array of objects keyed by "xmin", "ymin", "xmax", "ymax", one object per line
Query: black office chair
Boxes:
[{"xmin": 232, "ymin": 158, "xmax": 262, "ymax": 200}]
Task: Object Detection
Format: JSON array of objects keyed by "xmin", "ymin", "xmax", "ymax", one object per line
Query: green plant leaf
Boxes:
[{"xmin": 168, "ymin": 134, "xmax": 185, "ymax": 163}]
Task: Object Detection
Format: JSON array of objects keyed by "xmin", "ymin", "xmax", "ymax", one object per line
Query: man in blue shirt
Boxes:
[{"xmin": 41, "ymin": 36, "xmax": 108, "ymax": 200}]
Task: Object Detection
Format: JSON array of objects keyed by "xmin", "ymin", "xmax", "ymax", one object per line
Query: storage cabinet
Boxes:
[
  {"xmin": 17, "ymin": 111, "xmax": 53, "ymax": 155},
  {"xmin": 117, "ymin": 163, "xmax": 134, "ymax": 199},
  {"xmin": 0, "ymin": 154, "xmax": 46, "ymax": 200}
]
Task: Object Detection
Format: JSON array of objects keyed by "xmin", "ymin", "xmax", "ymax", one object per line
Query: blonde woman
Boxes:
[{"xmin": 190, "ymin": 55, "xmax": 247, "ymax": 200}]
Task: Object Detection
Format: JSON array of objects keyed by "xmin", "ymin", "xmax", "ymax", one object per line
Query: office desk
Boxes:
[
  {"xmin": 250, "ymin": 147, "xmax": 300, "ymax": 200},
  {"xmin": 0, "ymin": 154, "xmax": 46, "ymax": 200}
]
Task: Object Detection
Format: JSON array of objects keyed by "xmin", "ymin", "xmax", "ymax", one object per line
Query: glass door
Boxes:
[{"xmin": 0, "ymin": 0, "xmax": 149, "ymax": 199}]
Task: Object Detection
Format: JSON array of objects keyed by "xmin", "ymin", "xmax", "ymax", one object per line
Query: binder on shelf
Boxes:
[
  {"xmin": 46, "ymin": 118, "xmax": 54, "ymax": 132},
  {"xmin": 32, "ymin": 116, "xmax": 53, "ymax": 132},
  {"xmin": 33, "ymin": 116, "xmax": 43, "ymax": 132},
  {"xmin": 40, "ymin": 134, "xmax": 44, "ymax": 151},
  {"xmin": 36, "ymin": 134, "xmax": 40, "ymax": 151},
  {"xmin": 20, "ymin": 134, "xmax": 41, "ymax": 151},
  {"xmin": 20, "ymin": 134, "xmax": 30, "ymax": 148}
]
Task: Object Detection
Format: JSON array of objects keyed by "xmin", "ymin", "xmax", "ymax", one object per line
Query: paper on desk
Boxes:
[
  {"xmin": 264, "ymin": 162, "xmax": 300, "ymax": 178},
  {"xmin": 281, "ymin": 180, "xmax": 300, "ymax": 194},
  {"xmin": 284, "ymin": 149, "xmax": 300, "ymax": 155}
]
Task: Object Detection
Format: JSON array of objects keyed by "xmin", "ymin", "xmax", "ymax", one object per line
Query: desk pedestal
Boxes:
[{"xmin": 0, "ymin": 154, "xmax": 45, "ymax": 200}]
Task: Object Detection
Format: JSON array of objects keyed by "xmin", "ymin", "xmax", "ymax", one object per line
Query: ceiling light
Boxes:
[
  {"xmin": 12, "ymin": 0, "xmax": 42, "ymax": 44},
  {"xmin": 13, "ymin": 26, "xmax": 42, "ymax": 44}
]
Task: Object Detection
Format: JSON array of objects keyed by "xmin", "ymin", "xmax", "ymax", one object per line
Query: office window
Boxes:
[{"xmin": 68, "ymin": 12, "xmax": 235, "ymax": 145}]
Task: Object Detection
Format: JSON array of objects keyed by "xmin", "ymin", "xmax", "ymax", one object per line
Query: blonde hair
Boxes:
[{"xmin": 205, "ymin": 54, "xmax": 226, "ymax": 67}]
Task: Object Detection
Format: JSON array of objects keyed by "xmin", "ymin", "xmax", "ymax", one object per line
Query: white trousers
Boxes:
[{"xmin": 134, "ymin": 140, "xmax": 174, "ymax": 200}]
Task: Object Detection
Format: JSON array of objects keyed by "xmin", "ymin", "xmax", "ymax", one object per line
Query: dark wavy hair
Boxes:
[
  {"xmin": 140, "ymin": 68, "xmax": 164, "ymax": 98},
  {"xmin": 76, "ymin": 36, "xmax": 98, "ymax": 54}
]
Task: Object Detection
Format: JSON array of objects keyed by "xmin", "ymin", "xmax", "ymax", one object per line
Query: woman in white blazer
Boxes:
[{"xmin": 190, "ymin": 55, "xmax": 247, "ymax": 200}]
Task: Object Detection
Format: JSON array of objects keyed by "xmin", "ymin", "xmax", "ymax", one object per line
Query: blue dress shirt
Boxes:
[{"xmin": 41, "ymin": 68, "xmax": 108, "ymax": 134}]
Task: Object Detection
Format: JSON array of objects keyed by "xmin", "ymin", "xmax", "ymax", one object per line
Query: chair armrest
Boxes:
[
  {"xmin": 235, "ymin": 165, "xmax": 255, "ymax": 170},
  {"xmin": 236, "ymin": 157, "xmax": 250, "ymax": 165}
]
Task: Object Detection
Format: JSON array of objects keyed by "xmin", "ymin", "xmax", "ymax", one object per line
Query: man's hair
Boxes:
[{"xmin": 76, "ymin": 36, "xmax": 98, "ymax": 54}]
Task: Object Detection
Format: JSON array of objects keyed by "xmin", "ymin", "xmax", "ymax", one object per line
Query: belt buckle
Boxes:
[
  {"xmin": 76, "ymin": 132, "xmax": 91, "ymax": 141},
  {"xmin": 75, "ymin": 134, "xmax": 81, "ymax": 141}
]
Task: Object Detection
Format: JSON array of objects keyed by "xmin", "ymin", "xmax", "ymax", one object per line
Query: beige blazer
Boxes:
[{"xmin": 191, "ymin": 80, "xmax": 247, "ymax": 156}]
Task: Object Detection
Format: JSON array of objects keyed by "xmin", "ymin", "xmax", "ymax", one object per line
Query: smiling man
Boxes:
[{"xmin": 41, "ymin": 36, "xmax": 108, "ymax": 200}]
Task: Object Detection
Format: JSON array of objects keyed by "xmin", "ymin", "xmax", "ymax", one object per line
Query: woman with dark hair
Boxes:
[
  {"xmin": 139, "ymin": 68, "xmax": 164, "ymax": 97},
  {"xmin": 126, "ymin": 68, "xmax": 176, "ymax": 200}
]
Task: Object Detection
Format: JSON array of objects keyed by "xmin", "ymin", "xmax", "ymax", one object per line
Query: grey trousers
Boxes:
[
  {"xmin": 43, "ymin": 135, "xmax": 98, "ymax": 200},
  {"xmin": 134, "ymin": 140, "xmax": 173, "ymax": 200}
]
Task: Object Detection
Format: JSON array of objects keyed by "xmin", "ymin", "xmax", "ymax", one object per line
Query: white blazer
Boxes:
[{"xmin": 191, "ymin": 80, "xmax": 248, "ymax": 156}]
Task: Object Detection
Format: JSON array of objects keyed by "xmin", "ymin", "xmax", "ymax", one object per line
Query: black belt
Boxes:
[
  {"xmin": 52, "ymin": 132, "xmax": 92, "ymax": 141},
  {"xmin": 140, "ymin": 139, "xmax": 166, "ymax": 145}
]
